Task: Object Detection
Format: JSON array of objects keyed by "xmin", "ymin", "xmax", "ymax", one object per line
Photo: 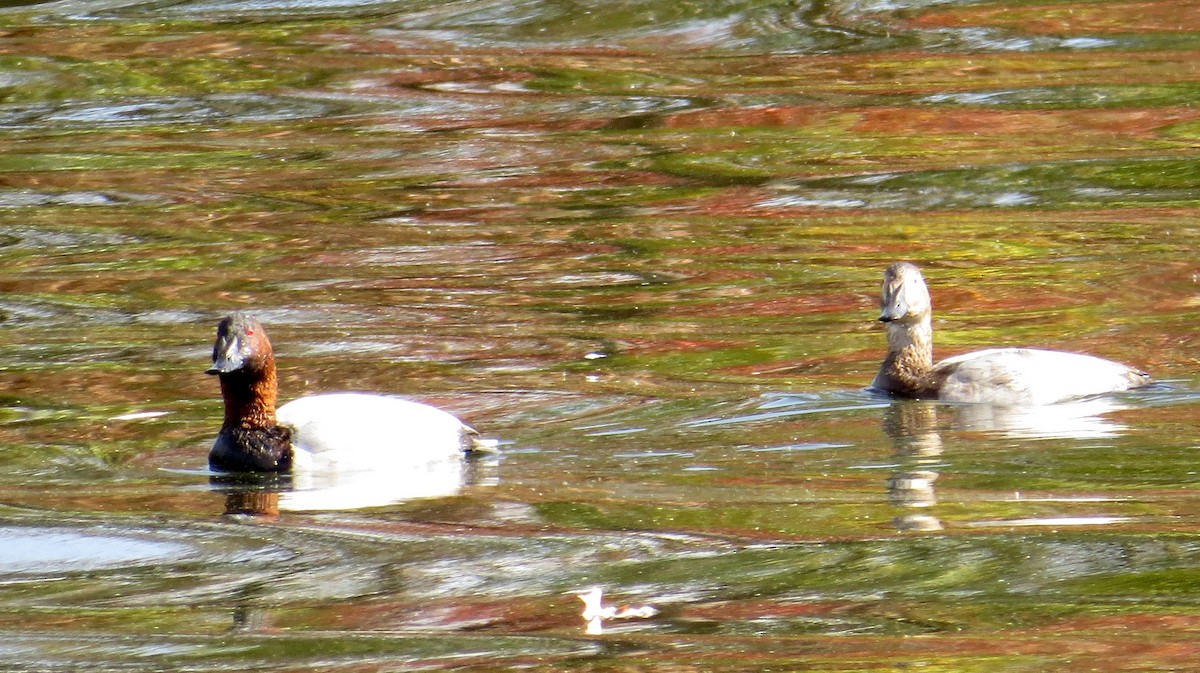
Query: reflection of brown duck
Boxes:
[
  {"xmin": 872, "ymin": 262, "xmax": 1151, "ymax": 405},
  {"xmin": 222, "ymin": 489, "xmax": 281, "ymax": 519},
  {"xmin": 210, "ymin": 471, "xmax": 288, "ymax": 519}
]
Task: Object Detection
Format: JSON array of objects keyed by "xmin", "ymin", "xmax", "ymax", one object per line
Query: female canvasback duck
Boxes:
[
  {"xmin": 872, "ymin": 262, "xmax": 1151, "ymax": 405},
  {"xmin": 206, "ymin": 312, "xmax": 489, "ymax": 473}
]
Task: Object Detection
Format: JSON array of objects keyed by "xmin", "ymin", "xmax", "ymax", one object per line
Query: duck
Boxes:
[
  {"xmin": 206, "ymin": 312, "xmax": 490, "ymax": 473},
  {"xmin": 871, "ymin": 262, "xmax": 1151, "ymax": 405}
]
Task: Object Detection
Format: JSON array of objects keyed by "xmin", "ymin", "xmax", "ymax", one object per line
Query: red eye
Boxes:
[{"xmin": 246, "ymin": 328, "xmax": 255, "ymax": 335}]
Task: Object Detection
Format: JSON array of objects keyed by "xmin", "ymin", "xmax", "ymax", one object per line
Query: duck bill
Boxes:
[
  {"xmin": 207, "ymin": 338, "xmax": 245, "ymax": 375},
  {"xmin": 878, "ymin": 302, "xmax": 907, "ymax": 323}
]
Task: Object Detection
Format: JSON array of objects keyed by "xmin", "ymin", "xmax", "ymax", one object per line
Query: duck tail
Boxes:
[{"xmin": 464, "ymin": 427, "xmax": 500, "ymax": 454}]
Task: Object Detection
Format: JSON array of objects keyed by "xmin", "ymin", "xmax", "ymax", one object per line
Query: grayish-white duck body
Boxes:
[{"xmin": 871, "ymin": 262, "xmax": 1151, "ymax": 406}]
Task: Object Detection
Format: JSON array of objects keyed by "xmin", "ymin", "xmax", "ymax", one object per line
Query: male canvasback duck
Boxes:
[
  {"xmin": 206, "ymin": 312, "xmax": 489, "ymax": 473},
  {"xmin": 871, "ymin": 262, "xmax": 1151, "ymax": 405}
]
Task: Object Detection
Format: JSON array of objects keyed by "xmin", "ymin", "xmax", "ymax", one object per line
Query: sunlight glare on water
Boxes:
[{"xmin": 0, "ymin": 527, "xmax": 197, "ymax": 572}]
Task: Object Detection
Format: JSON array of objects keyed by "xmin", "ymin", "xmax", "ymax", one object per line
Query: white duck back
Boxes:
[
  {"xmin": 276, "ymin": 392, "xmax": 476, "ymax": 472},
  {"xmin": 934, "ymin": 348, "xmax": 1149, "ymax": 405}
]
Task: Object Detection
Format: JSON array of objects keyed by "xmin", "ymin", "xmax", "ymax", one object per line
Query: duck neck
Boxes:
[
  {"xmin": 876, "ymin": 314, "xmax": 936, "ymax": 396},
  {"xmin": 211, "ymin": 355, "xmax": 293, "ymax": 472},
  {"xmin": 218, "ymin": 355, "xmax": 279, "ymax": 430}
]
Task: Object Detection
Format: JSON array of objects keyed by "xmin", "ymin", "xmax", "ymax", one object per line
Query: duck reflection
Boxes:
[
  {"xmin": 882, "ymin": 396, "xmax": 1134, "ymax": 532},
  {"xmin": 883, "ymin": 402, "xmax": 944, "ymax": 532},
  {"xmin": 948, "ymin": 396, "xmax": 1132, "ymax": 440},
  {"xmin": 211, "ymin": 453, "xmax": 497, "ymax": 516}
]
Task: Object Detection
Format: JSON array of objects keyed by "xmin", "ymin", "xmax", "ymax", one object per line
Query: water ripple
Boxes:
[{"xmin": 0, "ymin": 94, "xmax": 349, "ymax": 129}]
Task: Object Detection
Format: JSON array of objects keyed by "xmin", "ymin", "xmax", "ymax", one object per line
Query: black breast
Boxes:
[{"xmin": 209, "ymin": 425, "xmax": 294, "ymax": 472}]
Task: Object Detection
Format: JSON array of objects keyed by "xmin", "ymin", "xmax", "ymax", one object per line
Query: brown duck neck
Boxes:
[
  {"xmin": 218, "ymin": 354, "xmax": 278, "ymax": 430},
  {"xmin": 211, "ymin": 356, "xmax": 293, "ymax": 473},
  {"xmin": 875, "ymin": 315, "xmax": 938, "ymax": 397}
]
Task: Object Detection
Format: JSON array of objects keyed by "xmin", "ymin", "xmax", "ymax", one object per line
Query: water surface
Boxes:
[{"xmin": 2, "ymin": 0, "xmax": 1200, "ymax": 670}]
